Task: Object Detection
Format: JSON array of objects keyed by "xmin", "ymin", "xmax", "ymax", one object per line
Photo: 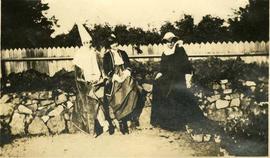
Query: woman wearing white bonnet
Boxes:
[{"xmin": 151, "ymin": 32, "xmax": 203, "ymax": 130}]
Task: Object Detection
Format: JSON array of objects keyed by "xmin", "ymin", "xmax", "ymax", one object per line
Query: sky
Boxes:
[{"xmin": 42, "ymin": 0, "xmax": 249, "ymax": 37}]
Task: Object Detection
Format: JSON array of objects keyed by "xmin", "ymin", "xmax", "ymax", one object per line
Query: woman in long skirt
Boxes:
[
  {"xmin": 151, "ymin": 32, "xmax": 203, "ymax": 130},
  {"xmin": 103, "ymin": 34, "xmax": 145, "ymax": 134}
]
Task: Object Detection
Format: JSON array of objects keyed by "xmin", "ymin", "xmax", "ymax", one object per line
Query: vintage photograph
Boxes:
[{"xmin": 0, "ymin": 0, "xmax": 269, "ymax": 157}]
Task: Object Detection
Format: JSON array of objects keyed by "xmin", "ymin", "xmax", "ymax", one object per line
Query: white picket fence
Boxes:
[{"xmin": 1, "ymin": 41, "xmax": 269, "ymax": 77}]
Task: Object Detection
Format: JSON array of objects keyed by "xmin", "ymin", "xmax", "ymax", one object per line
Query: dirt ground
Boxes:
[
  {"xmin": 0, "ymin": 127, "xmax": 222, "ymax": 158},
  {"xmin": 0, "ymin": 107, "xmax": 267, "ymax": 157}
]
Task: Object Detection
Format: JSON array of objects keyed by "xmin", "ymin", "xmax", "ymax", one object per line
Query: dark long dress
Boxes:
[
  {"xmin": 151, "ymin": 46, "xmax": 203, "ymax": 130},
  {"xmin": 103, "ymin": 50, "xmax": 144, "ymax": 122}
]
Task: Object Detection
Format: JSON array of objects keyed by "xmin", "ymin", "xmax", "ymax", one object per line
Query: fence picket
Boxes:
[{"xmin": 1, "ymin": 41, "xmax": 269, "ymax": 77}]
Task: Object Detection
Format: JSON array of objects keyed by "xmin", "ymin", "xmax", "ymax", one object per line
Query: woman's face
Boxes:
[
  {"xmin": 166, "ymin": 40, "xmax": 175, "ymax": 49},
  {"xmin": 110, "ymin": 43, "xmax": 118, "ymax": 50}
]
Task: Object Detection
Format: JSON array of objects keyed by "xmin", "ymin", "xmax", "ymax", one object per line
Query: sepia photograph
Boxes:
[{"xmin": 0, "ymin": 0, "xmax": 269, "ymax": 157}]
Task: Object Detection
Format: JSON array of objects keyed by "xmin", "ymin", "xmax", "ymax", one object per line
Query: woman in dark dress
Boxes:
[
  {"xmin": 103, "ymin": 34, "xmax": 145, "ymax": 134},
  {"xmin": 151, "ymin": 32, "xmax": 203, "ymax": 130}
]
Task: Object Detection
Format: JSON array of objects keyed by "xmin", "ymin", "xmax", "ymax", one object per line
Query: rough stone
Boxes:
[
  {"xmin": 10, "ymin": 113, "xmax": 25, "ymax": 135},
  {"xmin": 27, "ymin": 103, "xmax": 38, "ymax": 112},
  {"xmin": 66, "ymin": 101, "xmax": 74, "ymax": 109},
  {"xmin": 47, "ymin": 116, "xmax": 66, "ymax": 134},
  {"xmin": 245, "ymin": 81, "xmax": 256, "ymax": 86},
  {"xmin": 18, "ymin": 105, "xmax": 32, "ymax": 115},
  {"xmin": 223, "ymin": 89, "xmax": 232, "ymax": 94},
  {"xmin": 142, "ymin": 83, "xmax": 153, "ymax": 92},
  {"xmin": 207, "ymin": 103, "xmax": 216, "ymax": 110},
  {"xmin": 48, "ymin": 105, "xmax": 64, "ymax": 117},
  {"xmin": 241, "ymin": 97, "xmax": 251, "ymax": 109},
  {"xmin": 55, "ymin": 94, "xmax": 68, "ymax": 105},
  {"xmin": 203, "ymin": 134, "xmax": 211, "ymax": 142},
  {"xmin": 64, "ymin": 113, "xmax": 70, "ymax": 120},
  {"xmin": 216, "ymin": 100, "xmax": 230, "ymax": 109},
  {"xmin": 230, "ymin": 98, "xmax": 240, "ymax": 107},
  {"xmin": 227, "ymin": 110, "xmax": 243, "ymax": 120},
  {"xmin": 207, "ymin": 95, "xmax": 220, "ymax": 103},
  {"xmin": 39, "ymin": 91, "xmax": 53, "ymax": 99},
  {"xmin": 0, "ymin": 103, "xmax": 14, "ymax": 116},
  {"xmin": 41, "ymin": 115, "xmax": 50, "ymax": 123},
  {"xmin": 221, "ymin": 79, "xmax": 228, "ymax": 84},
  {"xmin": 191, "ymin": 134, "xmax": 203, "ymax": 142},
  {"xmin": 25, "ymin": 114, "xmax": 34, "ymax": 125},
  {"xmin": 212, "ymin": 83, "xmax": 221, "ymax": 90},
  {"xmin": 0, "ymin": 95, "xmax": 11, "ymax": 103},
  {"xmin": 224, "ymin": 95, "xmax": 231, "ymax": 100},
  {"xmin": 28, "ymin": 117, "xmax": 49, "ymax": 135},
  {"xmin": 250, "ymin": 86, "xmax": 256, "ymax": 92},
  {"xmin": 208, "ymin": 109, "xmax": 227, "ymax": 122},
  {"xmin": 12, "ymin": 97, "xmax": 21, "ymax": 105},
  {"xmin": 28, "ymin": 92, "xmax": 40, "ymax": 100},
  {"xmin": 25, "ymin": 99, "xmax": 32, "ymax": 106},
  {"xmin": 39, "ymin": 100, "xmax": 54, "ymax": 106},
  {"xmin": 230, "ymin": 93, "xmax": 240, "ymax": 99},
  {"xmin": 221, "ymin": 85, "xmax": 226, "ymax": 90}
]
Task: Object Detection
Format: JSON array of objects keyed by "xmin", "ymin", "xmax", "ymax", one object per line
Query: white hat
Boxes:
[
  {"xmin": 77, "ymin": 24, "xmax": 92, "ymax": 45},
  {"xmin": 162, "ymin": 32, "xmax": 178, "ymax": 42}
]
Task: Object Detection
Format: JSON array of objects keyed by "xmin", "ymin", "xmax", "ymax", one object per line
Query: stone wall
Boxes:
[
  {"xmin": 0, "ymin": 90, "xmax": 77, "ymax": 137},
  {"xmin": 194, "ymin": 79, "xmax": 268, "ymax": 138}
]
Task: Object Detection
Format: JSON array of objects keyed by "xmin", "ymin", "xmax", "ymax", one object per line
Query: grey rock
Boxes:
[
  {"xmin": 55, "ymin": 94, "xmax": 68, "ymax": 105},
  {"xmin": 39, "ymin": 91, "xmax": 53, "ymax": 99},
  {"xmin": 0, "ymin": 95, "xmax": 11, "ymax": 103},
  {"xmin": 207, "ymin": 95, "xmax": 220, "ymax": 103},
  {"xmin": 223, "ymin": 89, "xmax": 232, "ymax": 94},
  {"xmin": 25, "ymin": 114, "xmax": 34, "ymax": 125},
  {"xmin": 216, "ymin": 100, "xmax": 230, "ymax": 109},
  {"xmin": 230, "ymin": 93, "xmax": 240, "ymax": 99},
  {"xmin": 250, "ymin": 86, "xmax": 256, "ymax": 92},
  {"xmin": 48, "ymin": 105, "xmax": 64, "ymax": 117},
  {"xmin": 40, "ymin": 100, "xmax": 54, "ymax": 106},
  {"xmin": 28, "ymin": 117, "xmax": 49, "ymax": 135},
  {"xmin": 245, "ymin": 81, "xmax": 256, "ymax": 86},
  {"xmin": 0, "ymin": 103, "xmax": 14, "ymax": 116},
  {"xmin": 41, "ymin": 115, "xmax": 50, "ymax": 123},
  {"xmin": 47, "ymin": 116, "xmax": 66, "ymax": 134},
  {"xmin": 224, "ymin": 95, "xmax": 231, "ymax": 100},
  {"xmin": 18, "ymin": 105, "xmax": 32, "ymax": 114},
  {"xmin": 221, "ymin": 79, "xmax": 228, "ymax": 84},
  {"xmin": 10, "ymin": 113, "xmax": 26, "ymax": 135},
  {"xmin": 12, "ymin": 97, "xmax": 22, "ymax": 105},
  {"xmin": 208, "ymin": 109, "xmax": 227, "ymax": 122},
  {"xmin": 212, "ymin": 83, "xmax": 221, "ymax": 90},
  {"xmin": 191, "ymin": 134, "xmax": 203, "ymax": 142},
  {"xmin": 230, "ymin": 98, "xmax": 240, "ymax": 107},
  {"xmin": 27, "ymin": 103, "xmax": 38, "ymax": 112},
  {"xmin": 227, "ymin": 110, "xmax": 243, "ymax": 120},
  {"xmin": 28, "ymin": 92, "xmax": 40, "ymax": 100}
]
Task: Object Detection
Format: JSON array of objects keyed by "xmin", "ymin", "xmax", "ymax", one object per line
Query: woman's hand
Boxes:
[{"xmin": 155, "ymin": 73, "xmax": 162, "ymax": 80}]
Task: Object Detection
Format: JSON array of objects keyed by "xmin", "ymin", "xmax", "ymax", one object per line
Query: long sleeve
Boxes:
[
  {"xmin": 174, "ymin": 47, "xmax": 192, "ymax": 74},
  {"xmin": 103, "ymin": 52, "xmax": 114, "ymax": 78},
  {"xmin": 119, "ymin": 50, "xmax": 131, "ymax": 70}
]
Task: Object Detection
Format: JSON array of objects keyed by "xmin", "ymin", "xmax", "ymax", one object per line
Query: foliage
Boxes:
[
  {"xmin": 1, "ymin": 0, "xmax": 56, "ymax": 49},
  {"xmin": 228, "ymin": 0, "xmax": 269, "ymax": 41}
]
